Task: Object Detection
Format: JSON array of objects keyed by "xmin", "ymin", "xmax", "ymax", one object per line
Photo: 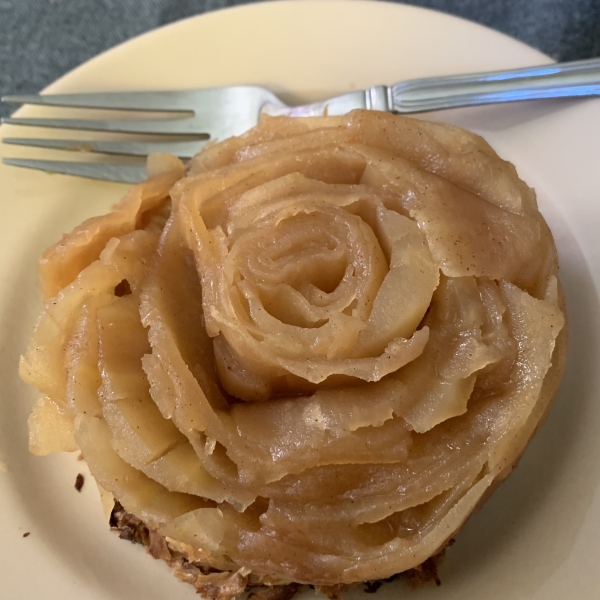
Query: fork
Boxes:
[{"xmin": 3, "ymin": 57, "xmax": 600, "ymax": 183}]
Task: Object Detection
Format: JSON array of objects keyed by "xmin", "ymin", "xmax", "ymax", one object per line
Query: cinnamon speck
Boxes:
[
  {"xmin": 22, "ymin": 532, "xmax": 30, "ymax": 538},
  {"xmin": 75, "ymin": 473, "xmax": 85, "ymax": 492}
]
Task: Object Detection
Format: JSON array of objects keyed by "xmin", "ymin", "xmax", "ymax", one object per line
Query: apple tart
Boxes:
[{"xmin": 20, "ymin": 110, "xmax": 567, "ymax": 597}]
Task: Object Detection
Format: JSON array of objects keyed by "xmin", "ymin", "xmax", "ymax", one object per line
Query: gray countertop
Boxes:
[{"xmin": 1, "ymin": 0, "xmax": 600, "ymax": 118}]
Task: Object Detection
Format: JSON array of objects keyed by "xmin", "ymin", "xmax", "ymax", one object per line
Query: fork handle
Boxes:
[{"xmin": 390, "ymin": 57, "xmax": 600, "ymax": 113}]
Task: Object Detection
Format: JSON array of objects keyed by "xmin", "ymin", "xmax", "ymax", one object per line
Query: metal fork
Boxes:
[{"xmin": 3, "ymin": 57, "xmax": 600, "ymax": 183}]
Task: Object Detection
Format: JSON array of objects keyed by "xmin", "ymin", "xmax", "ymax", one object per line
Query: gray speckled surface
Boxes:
[{"xmin": 1, "ymin": 0, "xmax": 599, "ymax": 118}]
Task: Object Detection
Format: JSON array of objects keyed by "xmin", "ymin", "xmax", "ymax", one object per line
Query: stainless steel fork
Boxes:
[{"xmin": 3, "ymin": 57, "xmax": 600, "ymax": 183}]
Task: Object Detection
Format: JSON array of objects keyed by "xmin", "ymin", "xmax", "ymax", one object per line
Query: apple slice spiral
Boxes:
[{"xmin": 20, "ymin": 110, "xmax": 567, "ymax": 593}]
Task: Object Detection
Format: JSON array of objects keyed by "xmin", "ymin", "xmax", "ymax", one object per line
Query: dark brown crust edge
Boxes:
[{"xmin": 109, "ymin": 502, "xmax": 447, "ymax": 600}]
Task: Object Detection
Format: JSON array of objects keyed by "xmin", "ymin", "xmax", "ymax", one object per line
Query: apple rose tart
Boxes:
[{"xmin": 20, "ymin": 110, "xmax": 567, "ymax": 597}]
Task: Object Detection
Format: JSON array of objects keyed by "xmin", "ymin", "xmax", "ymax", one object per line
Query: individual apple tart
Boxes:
[{"xmin": 20, "ymin": 110, "xmax": 567, "ymax": 598}]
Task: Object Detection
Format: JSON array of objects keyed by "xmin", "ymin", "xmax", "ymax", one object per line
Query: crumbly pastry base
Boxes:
[{"xmin": 109, "ymin": 501, "xmax": 449, "ymax": 599}]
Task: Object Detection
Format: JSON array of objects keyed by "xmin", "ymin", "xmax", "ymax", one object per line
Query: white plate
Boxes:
[{"xmin": 1, "ymin": 1, "xmax": 599, "ymax": 599}]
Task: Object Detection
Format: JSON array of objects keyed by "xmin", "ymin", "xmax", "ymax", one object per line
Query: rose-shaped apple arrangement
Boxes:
[{"xmin": 21, "ymin": 111, "xmax": 567, "ymax": 596}]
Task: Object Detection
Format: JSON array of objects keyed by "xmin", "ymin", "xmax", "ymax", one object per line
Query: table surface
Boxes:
[{"xmin": 1, "ymin": 0, "xmax": 600, "ymax": 119}]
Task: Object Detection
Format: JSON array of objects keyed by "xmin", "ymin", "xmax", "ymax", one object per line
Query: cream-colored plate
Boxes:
[{"xmin": 1, "ymin": 1, "xmax": 599, "ymax": 598}]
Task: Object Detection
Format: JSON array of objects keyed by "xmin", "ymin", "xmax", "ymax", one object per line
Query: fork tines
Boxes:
[{"xmin": 1, "ymin": 90, "xmax": 215, "ymax": 182}]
